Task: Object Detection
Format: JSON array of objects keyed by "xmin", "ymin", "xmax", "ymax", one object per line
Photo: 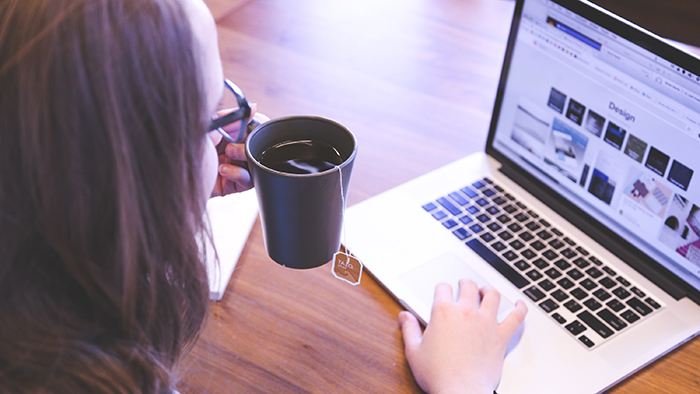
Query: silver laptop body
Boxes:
[{"xmin": 346, "ymin": 0, "xmax": 700, "ymax": 392}]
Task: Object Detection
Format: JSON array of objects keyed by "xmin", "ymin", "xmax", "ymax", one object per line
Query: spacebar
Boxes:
[{"xmin": 466, "ymin": 239, "xmax": 529, "ymax": 289}]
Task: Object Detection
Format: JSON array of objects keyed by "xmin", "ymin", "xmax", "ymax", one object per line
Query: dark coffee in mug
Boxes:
[{"xmin": 259, "ymin": 139, "xmax": 344, "ymax": 174}]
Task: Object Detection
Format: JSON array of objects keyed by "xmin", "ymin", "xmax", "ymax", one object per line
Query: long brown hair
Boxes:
[{"xmin": 0, "ymin": 0, "xmax": 210, "ymax": 392}]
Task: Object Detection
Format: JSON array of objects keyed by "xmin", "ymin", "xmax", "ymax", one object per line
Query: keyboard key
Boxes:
[
  {"xmin": 589, "ymin": 256, "xmax": 603, "ymax": 266},
  {"xmin": 537, "ymin": 230, "xmax": 553, "ymax": 240},
  {"xmin": 630, "ymin": 287, "xmax": 646, "ymax": 298},
  {"xmin": 521, "ymin": 249, "xmax": 537, "ymax": 260},
  {"xmin": 514, "ymin": 213, "xmax": 529, "ymax": 222},
  {"xmin": 486, "ymin": 206, "xmax": 500, "ymax": 215},
  {"xmin": 526, "ymin": 221, "xmax": 541, "ymax": 231},
  {"xmin": 567, "ymin": 268, "xmax": 584, "ymax": 281},
  {"xmin": 472, "ymin": 180, "xmax": 486, "ymax": 189},
  {"xmin": 432, "ymin": 211, "xmax": 448, "ymax": 220},
  {"xmin": 459, "ymin": 215, "xmax": 473, "ymax": 224},
  {"xmin": 602, "ymin": 266, "xmax": 616, "ymax": 276},
  {"xmin": 483, "ymin": 189, "xmax": 496, "ymax": 197},
  {"xmin": 442, "ymin": 219, "xmax": 458, "ymax": 229},
  {"xmin": 487, "ymin": 222, "xmax": 502, "ymax": 232},
  {"xmin": 448, "ymin": 192, "xmax": 469, "ymax": 206},
  {"xmin": 560, "ymin": 248, "xmax": 577, "ymax": 259},
  {"xmin": 646, "ymin": 297, "xmax": 661, "ymax": 309},
  {"xmin": 527, "ymin": 210, "xmax": 539, "ymax": 218},
  {"xmin": 606, "ymin": 299, "xmax": 625, "ymax": 312},
  {"xmin": 551, "ymin": 228, "xmax": 563, "ymax": 237},
  {"xmin": 496, "ymin": 214, "xmax": 511, "ymax": 223},
  {"xmin": 460, "ymin": 186, "xmax": 478, "ymax": 198},
  {"xmin": 452, "ymin": 228, "xmax": 471, "ymax": 240},
  {"xmin": 573, "ymin": 257, "xmax": 590, "ymax": 269},
  {"xmin": 530, "ymin": 240, "xmax": 546, "ymax": 251},
  {"xmin": 422, "ymin": 202, "xmax": 437, "ymax": 211},
  {"xmin": 498, "ymin": 230, "xmax": 513, "ymax": 240},
  {"xmin": 539, "ymin": 279, "xmax": 556, "ymax": 292},
  {"xmin": 599, "ymin": 277, "xmax": 616, "ymax": 289},
  {"xmin": 552, "ymin": 312, "xmax": 567, "ymax": 324},
  {"xmin": 557, "ymin": 277, "xmax": 575, "ymax": 289},
  {"xmin": 563, "ymin": 237, "xmax": 576, "ymax": 246},
  {"xmin": 475, "ymin": 198, "xmax": 489, "ymax": 207},
  {"xmin": 469, "ymin": 224, "xmax": 484, "ymax": 233},
  {"xmin": 481, "ymin": 177, "xmax": 493, "ymax": 184},
  {"xmin": 621, "ymin": 309, "xmax": 640, "ymax": 324},
  {"xmin": 533, "ymin": 258, "xmax": 549, "ymax": 269},
  {"xmin": 548, "ymin": 239, "xmax": 565, "ymax": 250},
  {"xmin": 503, "ymin": 205, "xmax": 518, "ymax": 214},
  {"xmin": 503, "ymin": 250, "xmax": 518, "ymax": 261},
  {"xmin": 584, "ymin": 298, "xmax": 602, "ymax": 311},
  {"xmin": 578, "ymin": 311, "xmax": 614, "ymax": 338},
  {"xmin": 586, "ymin": 267, "xmax": 603, "ymax": 279},
  {"xmin": 466, "ymin": 206, "xmax": 480, "ymax": 214},
  {"xmin": 465, "ymin": 239, "xmax": 529, "ymax": 289},
  {"xmin": 626, "ymin": 297, "xmax": 652, "ymax": 316},
  {"xmin": 570, "ymin": 287, "xmax": 588, "ymax": 300},
  {"xmin": 509, "ymin": 240, "xmax": 525, "ymax": 250},
  {"xmin": 494, "ymin": 185, "xmax": 504, "ymax": 192},
  {"xmin": 545, "ymin": 268, "xmax": 562, "ymax": 279},
  {"xmin": 539, "ymin": 219, "xmax": 551, "ymax": 227},
  {"xmin": 540, "ymin": 299, "xmax": 559, "ymax": 313},
  {"xmin": 476, "ymin": 214, "xmax": 490, "ymax": 223},
  {"xmin": 575, "ymin": 246, "xmax": 589, "ymax": 255},
  {"xmin": 593, "ymin": 288, "xmax": 611, "ymax": 301},
  {"xmin": 554, "ymin": 259, "xmax": 571, "ymax": 270},
  {"xmin": 612, "ymin": 287, "xmax": 630, "ymax": 299},
  {"xmin": 616, "ymin": 276, "xmax": 631, "ymax": 287},
  {"xmin": 566, "ymin": 320, "xmax": 586, "ymax": 335},
  {"xmin": 508, "ymin": 223, "xmax": 523, "ymax": 233},
  {"xmin": 504, "ymin": 193, "xmax": 515, "ymax": 201},
  {"xmin": 492, "ymin": 241, "xmax": 507, "ymax": 252},
  {"xmin": 542, "ymin": 250, "xmax": 558, "ymax": 260},
  {"xmin": 516, "ymin": 202, "xmax": 528, "ymax": 210},
  {"xmin": 437, "ymin": 197, "xmax": 461, "ymax": 216},
  {"xmin": 480, "ymin": 233, "xmax": 495, "ymax": 242},
  {"xmin": 520, "ymin": 232, "xmax": 535, "ymax": 242},
  {"xmin": 493, "ymin": 196, "xmax": 507, "ymax": 205},
  {"xmin": 551, "ymin": 289, "xmax": 569, "ymax": 302},
  {"xmin": 579, "ymin": 335, "xmax": 595, "ymax": 348},
  {"xmin": 524, "ymin": 286, "xmax": 546, "ymax": 302},
  {"xmin": 564, "ymin": 300, "xmax": 583, "ymax": 313},
  {"xmin": 514, "ymin": 260, "xmax": 530, "ymax": 271},
  {"xmin": 597, "ymin": 309, "xmax": 627, "ymax": 331},
  {"xmin": 526, "ymin": 270, "xmax": 543, "ymax": 281},
  {"xmin": 580, "ymin": 278, "xmax": 597, "ymax": 291}
]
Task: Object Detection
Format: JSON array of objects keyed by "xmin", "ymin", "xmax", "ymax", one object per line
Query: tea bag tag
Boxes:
[{"xmin": 332, "ymin": 250, "xmax": 363, "ymax": 286}]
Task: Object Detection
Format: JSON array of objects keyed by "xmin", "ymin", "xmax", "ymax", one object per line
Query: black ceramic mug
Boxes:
[{"xmin": 245, "ymin": 116, "xmax": 357, "ymax": 269}]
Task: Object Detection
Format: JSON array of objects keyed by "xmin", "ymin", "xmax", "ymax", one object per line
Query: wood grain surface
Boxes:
[{"xmin": 180, "ymin": 0, "xmax": 700, "ymax": 392}]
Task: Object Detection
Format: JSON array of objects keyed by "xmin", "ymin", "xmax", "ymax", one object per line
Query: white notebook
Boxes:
[{"xmin": 204, "ymin": 190, "xmax": 259, "ymax": 300}]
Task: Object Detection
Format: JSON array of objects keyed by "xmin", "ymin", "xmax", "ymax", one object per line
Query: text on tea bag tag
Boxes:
[
  {"xmin": 331, "ymin": 165, "xmax": 363, "ymax": 286},
  {"xmin": 332, "ymin": 250, "xmax": 363, "ymax": 286}
]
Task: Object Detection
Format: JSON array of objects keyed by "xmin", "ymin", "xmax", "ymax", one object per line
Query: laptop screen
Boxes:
[{"xmin": 489, "ymin": 0, "xmax": 700, "ymax": 292}]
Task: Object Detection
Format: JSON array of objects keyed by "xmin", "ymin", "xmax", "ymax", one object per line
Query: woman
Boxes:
[{"xmin": 0, "ymin": 0, "xmax": 526, "ymax": 392}]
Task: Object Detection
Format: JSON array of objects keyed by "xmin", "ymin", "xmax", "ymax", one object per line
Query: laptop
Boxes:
[{"xmin": 344, "ymin": 0, "xmax": 700, "ymax": 392}]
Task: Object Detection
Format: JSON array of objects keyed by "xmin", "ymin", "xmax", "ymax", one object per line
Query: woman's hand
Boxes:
[
  {"xmin": 211, "ymin": 107, "xmax": 269, "ymax": 197},
  {"xmin": 399, "ymin": 280, "xmax": 527, "ymax": 394}
]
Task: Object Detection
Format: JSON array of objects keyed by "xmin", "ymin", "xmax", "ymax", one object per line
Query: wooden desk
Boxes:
[{"xmin": 180, "ymin": 0, "xmax": 700, "ymax": 392}]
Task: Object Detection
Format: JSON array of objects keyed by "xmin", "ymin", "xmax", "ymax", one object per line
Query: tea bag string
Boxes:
[{"xmin": 336, "ymin": 164, "xmax": 347, "ymax": 251}]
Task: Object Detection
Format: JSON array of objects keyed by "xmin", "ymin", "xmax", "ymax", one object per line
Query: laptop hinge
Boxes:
[{"xmin": 498, "ymin": 160, "xmax": 696, "ymax": 303}]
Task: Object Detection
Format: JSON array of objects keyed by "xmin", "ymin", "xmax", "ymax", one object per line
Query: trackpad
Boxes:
[{"xmin": 399, "ymin": 252, "xmax": 515, "ymax": 323}]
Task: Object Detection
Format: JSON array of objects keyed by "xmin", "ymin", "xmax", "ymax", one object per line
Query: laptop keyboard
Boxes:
[{"xmin": 422, "ymin": 176, "xmax": 665, "ymax": 350}]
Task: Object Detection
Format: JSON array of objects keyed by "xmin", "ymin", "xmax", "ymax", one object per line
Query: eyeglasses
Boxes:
[{"xmin": 208, "ymin": 79, "xmax": 251, "ymax": 144}]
